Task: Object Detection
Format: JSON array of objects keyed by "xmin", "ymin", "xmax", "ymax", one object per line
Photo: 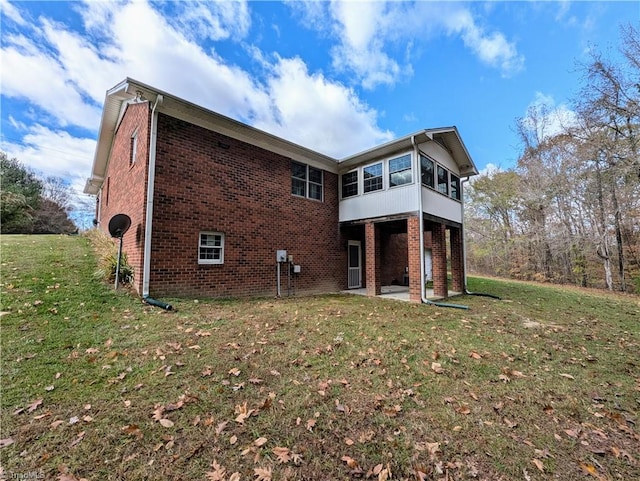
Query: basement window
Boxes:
[
  {"xmin": 292, "ymin": 161, "xmax": 323, "ymax": 201},
  {"xmin": 198, "ymin": 232, "xmax": 224, "ymax": 264},
  {"xmin": 389, "ymin": 154, "xmax": 412, "ymax": 187}
]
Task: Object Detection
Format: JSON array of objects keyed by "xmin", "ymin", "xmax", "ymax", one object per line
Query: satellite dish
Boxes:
[{"xmin": 108, "ymin": 214, "xmax": 131, "ymax": 238}]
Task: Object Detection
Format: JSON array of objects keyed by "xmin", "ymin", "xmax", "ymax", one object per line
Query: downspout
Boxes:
[
  {"xmin": 141, "ymin": 94, "xmax": 172, "ymax": 310},
  {"xmin": 412, "ymin": 135, "xmax": 469, "ymax": 310},
  {"xmin": 460, "ymin": 176, "xmax": 501, "ymax": 300}
]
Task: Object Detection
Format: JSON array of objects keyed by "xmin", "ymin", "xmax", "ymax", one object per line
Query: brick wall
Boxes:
[
  {"xmin": 364, "ymin": 222, "xmax": 381, "ymax": 296},
  {"xmin": 431, "ymin": 222, "xmax": 448, "ymax": 297},
  {"xmin": 407, "ymin": 216, "xmax": 422, "ymax": 302},
  {"xmin": 148, "ymin": 114, "xmax": 344, "ymax": 298},
  {"xmin": 450, "ymin": 226, "xmax": 465, "ymax": 292},
  {"xmin": 98, "ymin": 102, "xmax": 151, "ymax": 294},
  {"xmin": 381, "ymin": 231, "xmax": 408, "ymax": 286}
]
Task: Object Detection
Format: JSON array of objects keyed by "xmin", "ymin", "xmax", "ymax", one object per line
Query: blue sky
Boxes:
[{"xmin": 1, "ymin": 1, "xmax": 637, "ymax": 226}]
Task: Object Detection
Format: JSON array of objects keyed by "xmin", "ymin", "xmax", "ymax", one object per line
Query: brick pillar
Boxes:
[
  {"xmin": 365, "ymin": 222, "xmax": 381, "ymax": 296},
  {"xmin": 432, "ymin": 223, "xmax": 448, "ymax": 298},
  {"xmin": 407, "ymin": 216, "xmax": 422, "ymax": 303},
  {"xmin": 450, "ymin": 226, "xmax": 465, "ymax": 293}
]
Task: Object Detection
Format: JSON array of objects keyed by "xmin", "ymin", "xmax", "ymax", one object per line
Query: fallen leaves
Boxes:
[
  {"xmin": 234, "ymin": 402, "xmax": 256, "ymax": 424},
  {"xmin": 531, "ymin": 458, "xmax": 544, "ymax": 472},
  {"xmin": 254, "ymin": 466, "xmax": 272, "ymax": 481},
  {"xmin": 0, "ymin": 437, "xmax": 15, "ymax": 449},
  {"xmin": 159, "ymin": 418, "xmax": 174, "ymax": 428}
]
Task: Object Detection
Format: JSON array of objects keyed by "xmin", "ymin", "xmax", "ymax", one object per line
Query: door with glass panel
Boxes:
[{"xmin": 347, "ymin": 241, "xmax": 362, "ymax": 289}]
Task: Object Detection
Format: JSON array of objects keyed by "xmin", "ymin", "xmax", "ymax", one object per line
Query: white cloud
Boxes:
[
  {"xmin": 170, "ymin": 0, "xmax": 251, "ymax": 42},
  {"xmin": 443, "ymin": 7, "xmax": 524, "ymax": 77},
  {"xmin": 254, "ymin": 56, "xmax": 392, "ymax": 157},
  {"xmin": 1, "ymin": 33, "xmax": 102, "ymax": 129},
  {"xmin": 0, "ymin": 0, "xmax": 27, "ymax": 25},
  {"xmin": 290, "ymin": 1, "xmax": 524, "ymax": 87},
  {"xmin": 524, "ymin": 92, "xmax": 578, "ymax": 140}
]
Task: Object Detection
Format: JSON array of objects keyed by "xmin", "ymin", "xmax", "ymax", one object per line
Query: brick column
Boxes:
[
  {"xmin": 432, "ymin": 222, "xmax": 448, "ymax": 298},
  {"xmin": 407, "ymin": 216, "xmax": 422, "ymax": 303},
  {"xmin": 450, "ymin": 226, "xmax": 465, "ymax": 293},
  {"xmin": 365, "ymin": 222, "xmax": 381, "ymax": 296}
]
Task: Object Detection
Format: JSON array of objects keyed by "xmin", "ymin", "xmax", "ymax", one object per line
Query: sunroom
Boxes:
[{"xmin": 338, "ymin": 128, "xmax": 478, "ymax": 303}]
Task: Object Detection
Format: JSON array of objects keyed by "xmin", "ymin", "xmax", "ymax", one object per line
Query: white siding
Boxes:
[
  {"xmin": 339, "ymin": 184, "xmax": 417, "ymax": 222},
  {"xmin": 422, "ymin": 186, "xmax": 462, "ymax": 223},
  {"xmin": 419, "ymin": 141, "xmax": 459, "ymax": 174}
]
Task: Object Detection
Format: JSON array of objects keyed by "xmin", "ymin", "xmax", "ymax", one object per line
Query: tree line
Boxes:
[
  {"xmin": 465, "ymin": 24, "xmax": 639, "ymax": 293},
  {"xmin": 1, "ymin": 152, "xmax": 77, "ymax": 234}
]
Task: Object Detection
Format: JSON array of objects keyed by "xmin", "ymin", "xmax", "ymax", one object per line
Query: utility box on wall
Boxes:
[
  {"xmin": 293, "ymin": 265, "xmax": 301, "ymax": 274},
  {"xmin": 276, "ymin": 250, "xmax": 287, "ymax": 263}
]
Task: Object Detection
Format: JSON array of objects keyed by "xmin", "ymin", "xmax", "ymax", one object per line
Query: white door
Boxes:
[
  {"xmin": 347, "ymin": 241, "xmax": 362, "ymax": 288},
  {"xmin": 424, "ymin": 248, "xmax": 433, "ymax": 281}
]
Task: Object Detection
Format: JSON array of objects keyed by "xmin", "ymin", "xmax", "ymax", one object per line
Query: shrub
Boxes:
[{"xmin": 84, "ymin": 229, "xmax": 134, "ymax": 285}]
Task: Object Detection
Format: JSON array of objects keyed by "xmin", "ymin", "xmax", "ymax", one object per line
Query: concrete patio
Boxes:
[{"xmin": 342, "ymin": 285, "xmax": 461, "ymax": 302}]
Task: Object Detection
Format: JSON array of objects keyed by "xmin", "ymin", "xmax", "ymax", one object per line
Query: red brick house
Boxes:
[{"xmin": 85, "ymin": 78, "xmax": 477, "ymax": 303}]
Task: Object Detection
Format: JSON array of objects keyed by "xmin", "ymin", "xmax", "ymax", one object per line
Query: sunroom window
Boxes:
[
  {"xmin": 389, "ymin": 154, "xmax": 412, "ymax": 187},
  {"xmin": 363, "ymin": 162, "xmax": 383, "ymax": 193},
  {"xmin": 437, "ymin": 165, "xmax": 449, "ymax": 195},
  {"xmin": 450, "ymin": 174, "xmax": 461, "ymax": 200},
  {"xmin": 420, "ymin": 155, "xmax": 434, "ymax": 188}
]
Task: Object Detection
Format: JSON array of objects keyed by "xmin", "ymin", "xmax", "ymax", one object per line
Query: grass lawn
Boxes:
[{"xmin": 1, "ymin": 234, "xmax": 638, "ymax": 480}]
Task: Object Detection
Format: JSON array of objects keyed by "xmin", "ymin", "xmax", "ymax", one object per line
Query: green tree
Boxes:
[{"xmin": 0, "ymin": 152, "xmax": 43, "ymax": 233}]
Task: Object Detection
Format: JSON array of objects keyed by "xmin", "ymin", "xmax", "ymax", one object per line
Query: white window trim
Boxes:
[
  {"xmin": 292, "ymin": 161, "xmax": 324, "ymax": 201},
  {"xmin": 198, "ymin": 231, "xmax": 225, "ymax": 265},
  {"xmin": 340, "ymin": 169, "xmax": 359, "ymax": 199},
  {"xmin": 363, "ymin": 161, "xmax": 384, "ymax": 194},
  {"xmin": 130, "ymin": 130, "xmax": 138, "ymax": 166},
  {"xmin": 388, "ymin": 153, "xmax": 413, "ymax": 188}
]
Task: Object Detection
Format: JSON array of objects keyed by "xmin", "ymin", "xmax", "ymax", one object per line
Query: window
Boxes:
[
  {"xmin": 420, "ymin": 155, "xmax": 434, "ymax": 188},
  {"xmin": 363, "ymin": 162, "xmax": 383, "ymax": 193},
  {"xmin": 291, "ymin": 161, "xmax": 323, "ymax": 201},
  {"xmin": 450, "ymin": 174, "xmax": 461, "ymax": 201},
  {"xmin": 199, "ymin": 232, "xmax": 224, "ymax": 264},
  {"xmin": 130, "ymin": 131, "xmax": 138, "ymax": 166},
  {"xmin": 389, "ymin": 154, "xmax": 412, "ymax": 187},
  {"xmin": 437, "ymin": 165, "xmax": 449, "ymax": 195},
  {"xmin": 341, "ymin": 170, "xmax": 358, "ymax": 198}
]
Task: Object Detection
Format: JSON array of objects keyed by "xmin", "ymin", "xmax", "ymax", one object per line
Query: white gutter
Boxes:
[
  {"xmin": 142, "ymin": 94, "xmax": 164, "ymax": 297},
  {"xmin": 411, "ymin": 135, "xmax": 427, "ymax": 303},
  {"xmin": 461, "ymin": 177, "xmax": 470, "ymax": 290}
]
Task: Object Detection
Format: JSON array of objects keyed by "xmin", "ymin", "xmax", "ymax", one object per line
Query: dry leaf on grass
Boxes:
[
  {"xmin": 0, "ymin": 438, "xmax": 14, "ymax": 449},
  {"xmin": 273, "ymin": 446, "xmax": 291, "ymax": 463},
  {"xmin": 254, "ymin": 436, "xmax": 268, "ymax": 447},
  {"xmin": 532, "ymin": 459, "xmax": 544, "ymax": 472},
  {"xmin": 205, "ymin": 460, "xmax": 226, "ymax": 480},
  {"xmin": 159, "ymin": 418, "xmax": 174, "ymax": 428},
  {"xmin": 254, "ymin": 466, "xmax": 272, "ymax": 481}
]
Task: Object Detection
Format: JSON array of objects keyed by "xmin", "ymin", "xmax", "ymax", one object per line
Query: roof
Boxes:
[
  {"xmin": 338, "ymin": 128, "xmax": 478, "ymax": 177},
  {"xmin": 84, "ymin": 78, "xmax": 338, "ymax": 194},
  {"xmin": 84, "ymin": 78, "xmax": 478, "ymax": 194}
]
